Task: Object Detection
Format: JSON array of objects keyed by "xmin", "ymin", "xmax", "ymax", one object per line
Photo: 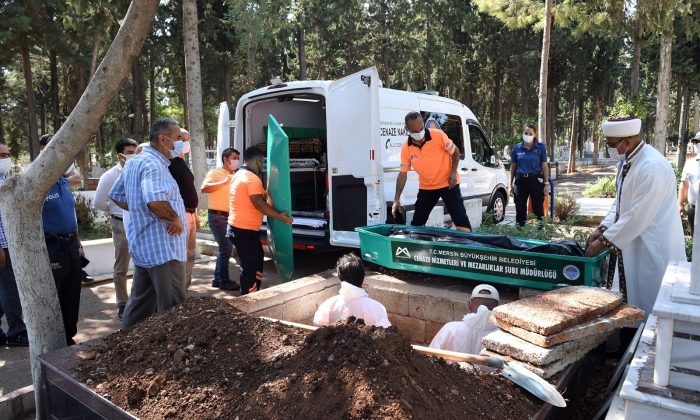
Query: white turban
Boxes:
[{"xmin": 602, "ymin": 118, "xmax": 642, "ymax": 138}]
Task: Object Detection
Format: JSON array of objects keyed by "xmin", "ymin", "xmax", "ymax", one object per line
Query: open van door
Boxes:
[{"xmin": 326, "ymin": 67, "xmax": 380, "ymax": 246}]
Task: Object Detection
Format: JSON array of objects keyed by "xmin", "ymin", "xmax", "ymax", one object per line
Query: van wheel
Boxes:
[{"xmin": 488, "ymin": 191, "xmax": 506, "ymax": 224}]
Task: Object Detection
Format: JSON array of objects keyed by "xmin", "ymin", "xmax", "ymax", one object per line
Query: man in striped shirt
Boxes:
[{"xmin": 110, "ymin": 118, "xmax": 188, "ymax": 329}]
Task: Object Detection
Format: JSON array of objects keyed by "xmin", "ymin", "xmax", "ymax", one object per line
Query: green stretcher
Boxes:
[
  {"xmin": 266, "ymin": 114, "xmax": 294, "ymax": 282},
  {"xmin": 356, "ymin": 224, "xmax": 609, "ymax": 291}
]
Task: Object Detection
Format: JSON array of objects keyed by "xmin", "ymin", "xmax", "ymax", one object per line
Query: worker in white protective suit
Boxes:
[
  {"xmin": 429, "ymin": 284, "xmax": 500, "ymax": 355},
  {"xmin": 313, "ymin": 253, "xmax": 391, "ymax": 328},
  {"xmin": 585, "ymin": 117, "xmax": 687, "ymax": 316}
]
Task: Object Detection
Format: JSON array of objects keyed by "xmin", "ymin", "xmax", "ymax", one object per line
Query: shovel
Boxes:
[
  {"xmin": 260, "ymin": 318, "xmax": 566, "ymax": 407},
  {"xmin": 412, "ymin": 345, "xmax": 566, "ymax": 407}
]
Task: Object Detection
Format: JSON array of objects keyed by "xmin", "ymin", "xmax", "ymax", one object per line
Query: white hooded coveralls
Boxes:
[{"xmin": 313, "ymin": 281, "xmax": 392, "ymax": 328}]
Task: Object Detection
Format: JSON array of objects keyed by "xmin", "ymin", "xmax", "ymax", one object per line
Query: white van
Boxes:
[{"xmin": 216, "ymin": 67, "xmax": 508, "ymax": 250}]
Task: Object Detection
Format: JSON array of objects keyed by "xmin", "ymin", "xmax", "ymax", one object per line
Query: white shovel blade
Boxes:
[{"xmin": 500, "ymin": 361, "xmax": 567, "ymax": 408}]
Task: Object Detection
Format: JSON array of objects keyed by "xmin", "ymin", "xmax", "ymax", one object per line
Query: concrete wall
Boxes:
[
  {"xmin": 231, "ymin": 270, "xmax": 473, "ymax": 345},
  {"xmin": 82, "ymin": 238, "xmax": 134, "ymax": 277}
]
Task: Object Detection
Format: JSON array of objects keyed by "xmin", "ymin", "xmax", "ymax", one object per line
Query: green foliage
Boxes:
[
  {"xmin": 686, "ymin": 237, "xmax": 693, "ymax": 262},
  {"xmin": 477, "ymin": 217, "xmax": 590, "ymax": 245},
  {"xmin": 74, "ymin": 194, "xmax": 96, "ymax": 227},
  {"xmin": 79, "ymin": 220, "xmax": 112, "ymax": 241},
  {"xmin": 583, "ymin": 176, "xmax": 617, "ymax": 198},
  {"xmin": 553, "ymin": 193, "xmax": 580, "ymax": 222},
  {"xmin": 198, "ymin": 208, "xmax": 209, "ymax": 230},
  {"xmin": 607, "ymin": 97, "xmax": 649, "ymax": 120},
  {"xmin": 672, "ymin": 163, "xmax": 683, "ymax": 185}
]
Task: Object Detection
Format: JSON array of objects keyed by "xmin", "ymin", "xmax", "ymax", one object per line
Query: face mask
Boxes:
[
  {"xmin": 0, "ymin": 158, "xmax": 11, "ymax": 174},
  {"xmin": 230, "ymin": 159, "xmax": 240, "ymax": 170},
  {"xmin": 181, "ymin": 141, "xmax": 191, "ymax": 155},
  {"xmin": 694, "ymin": 143, "xmax": 700, "ymax": 156},
  {"xmin": 409, "ymin": 130, "xmax": 425, "ymax": 141},
  {"xmin": 164, "ymin": 136, "xmax": 184, "ymax": 159},
  {"xmin": 608, "ymin": 142, "xmax": 628, "ymax": 162},
  {"xmin": 522, "ymin": 134, "xmax": 534, "ymax": 143},
  {"xmin": 124, "ymin": 153, "xmax": 135, "ymax": 162}
]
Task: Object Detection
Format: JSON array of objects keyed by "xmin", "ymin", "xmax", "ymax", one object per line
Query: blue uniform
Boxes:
[
  {"xmin": 42, "ymin": 177, "xmax": 78, "ymax": 235},
  {"xmin": 511, "ymin": 142, "xmax": 547, "ymax": 175}
]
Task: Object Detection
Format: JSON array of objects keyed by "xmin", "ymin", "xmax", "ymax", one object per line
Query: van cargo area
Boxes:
[{"xmin": 243, "ymin": 93, "xmax": 330, "ymax": 248}]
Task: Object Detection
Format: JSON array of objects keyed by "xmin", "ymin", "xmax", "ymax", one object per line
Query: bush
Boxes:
[
  {"xmin": 198, "ymin": 208, "xmax": 209, "ymax": 230},
  {"xmin": 74, "ymin": 194, "xmax": 97, "ymax": 227},
  {"xmin": 79, "ymin": 220, "xmax": 112, "ymax": 241},
  {"xmin": 687, "ymin": 237, "xmax": 693, "ymax": 262},
  {"xmin": 583, "ymin": 176, "xmax": 617, "ymax": 198},
  {"xmin": 554, "ymin": 193, "xmax": 580, "ymax": 222},
  {"xmin": 477, "ymin": 218, "xmax": 590, "ymax": 245}
]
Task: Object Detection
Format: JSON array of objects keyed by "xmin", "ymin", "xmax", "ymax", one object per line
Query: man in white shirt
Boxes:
[
  {"xmin": 313, "ymin": 253, "xmax": 391, "ymax": 328},
  {"xmin": 94, "ymin": 138, "xmax": 138, "ymax": 320},
  {"xmin": 679, "ymin": 131, "xmax": 700, "ymax": 236},
  {"xmin": 586, "ymin": 117, "xmax": 686, "ymax": 316},
  {"xmin": 429, "ymin": 284, "xmax": 500, "ymax": 355}
]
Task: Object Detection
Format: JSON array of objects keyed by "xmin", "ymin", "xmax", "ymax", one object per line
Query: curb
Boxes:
[{"xmin": 0, "ymin": 385, "xmax": 34, "ymax": 419}]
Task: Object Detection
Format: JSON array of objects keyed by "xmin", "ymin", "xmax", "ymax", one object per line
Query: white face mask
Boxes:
[
  {"xmin": 409, "ymin": 130, "xmax": 425, "ymax": 141},
  {"xmin": 181, "ymin": 141, "xmax": 191, "ymax": 155},
  {"xmin": 230, "ymin": 159, "xmax": 240, "ymax": 170},
  {"xmin": 608, "ymin": 143, "xmax": 628, "ymax": 162},
  {"xmin": 694, "ymin": 143, "xmax": 700, "ymax": 156},
  {"xmin": 522, "ymin": 134, "xmax": 534, "ymax": 143},
  {"xmin": 0, "ymin": 158, "xmax": 11, "ymax": 174}
]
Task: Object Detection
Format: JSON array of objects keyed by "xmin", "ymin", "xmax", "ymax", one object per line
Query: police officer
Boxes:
[
  {"xmin": 509, "ymin": 124, "xmax": 550, "ymax": 226},
  {"xmin": 39, "ymin": 134, "xmax": 83, "ymax": 345},
  {"xmin": 392, "ymin": 112, "xmax": 472, "ymax": 231}
]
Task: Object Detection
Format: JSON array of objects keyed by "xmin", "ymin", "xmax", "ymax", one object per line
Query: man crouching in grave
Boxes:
[
  {"xmin": 429, "ymin": 285, "xmax": 500, "ymax": 355},
  {"xmin": 313, "ymin": 253, "xmax": 392, "ymax": 328}
]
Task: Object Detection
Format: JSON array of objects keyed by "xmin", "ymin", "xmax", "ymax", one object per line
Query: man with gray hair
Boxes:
[{"xmin": 109, "ymin": 118, "xmax": 187, "ymax": 328}]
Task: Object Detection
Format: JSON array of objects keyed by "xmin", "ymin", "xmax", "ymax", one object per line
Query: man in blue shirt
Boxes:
[
  {"xmin": 39, "ymin": 134, "xmax": 83, "ymax": 345},
  {"xmin": 110, "ymin": 118, "xmax": 188, "ymax": 329},
  {"xmin": 509, "ymin": 125, "xmax": 550, "ymax": 226},
  {"xmin": 0, "ymin": 143, "xmax": 28, "ymax": 347}
]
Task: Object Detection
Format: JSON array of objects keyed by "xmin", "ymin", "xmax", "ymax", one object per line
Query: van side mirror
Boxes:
[{"xmin": 490, "ymin": 155, "xmax": 496, "ymax": 166}]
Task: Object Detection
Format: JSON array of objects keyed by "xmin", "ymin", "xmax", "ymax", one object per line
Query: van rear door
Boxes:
[{"xmin": 326, "ymin": 67, "xmax": 380, "ymax": 246}]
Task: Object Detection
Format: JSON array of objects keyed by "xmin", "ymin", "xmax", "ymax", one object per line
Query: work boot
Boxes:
[
  {"xmin": 219, "ymin": 280, "xmax": 240, "ymax": 291},
  {"xmin": 117, "ymin": 304, "xmax": 126, "ymax": 321},
  {"xmin": 7, "ymin": 332, "xmax": 29, "ymax": 347},
  {"xmin": 212, "ymin": 280, "xmax": 220, "ymax": 288}
]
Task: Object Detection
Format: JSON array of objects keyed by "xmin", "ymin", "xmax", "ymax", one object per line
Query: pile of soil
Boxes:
[{"xmin": 75, "ymin": 297, "xmax": 541, "ymax": 419}]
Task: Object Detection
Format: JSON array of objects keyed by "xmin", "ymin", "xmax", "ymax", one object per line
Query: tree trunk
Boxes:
[
  {"xmin": 653, "ymin": 22, "xmax": 673, "ymax": 155},
  {"xmin": 91, "ymin": 34, "xmax": 104, "ymax": 158},
  {"xmin": 297, "ymin": 12, "xmax": 307, "ymax": 80},
  {"xmin": 50, "ymin": 50, "xmax": 61, "ymax": 131},
  {"xmin": 21, "ymin": 43, "xmax": 40, "ymax": 160},
  {"xmin": 677, "ymin": 85, "xmax": 690, "ymax": 169},
  {"xmin": 694, "ymin": 93, "xmax": 699, "ymax": 133},
  {"xmin": 183, "ymin": 0, "xmax": 208, "ymax": 209},
  {"xmin": 630, "ymin": 13, "xmax": 642, "ymax": 97},
  {"xmin": 131, "ymin": 59, "xmax": 146, "ymax": 140},
  {"xmin": 149, "ymin": 60, "xmax": 157, "ymax": 127},
  {"xmin": 567, "ymin": 100, "xmax": 579, "ymax": 174},
  {"xmin": 537, "ymin": 0, "xmax": 553, "ymax": 145},
  {"xmin": 0, "ymin": 2, "xmax": 159, "ymax": 416},
  {"xmin": 493, "ymin": 60, "xmax": 502, "ymax": 135},
  {"xmin": 592, "ymin": 97, "xmax": 602, "ymax": 165},
  {"xmin": 546, "ymin": 85, "xmax": 555, "ymax": 160}
]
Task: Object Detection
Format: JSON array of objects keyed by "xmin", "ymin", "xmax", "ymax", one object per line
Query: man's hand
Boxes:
[
  {"xmin": 278, "ymin": 211, "xmax": 293, "ymax": 225},
  {"xmin": 0, "ymin": 249, "xmax": 5, "ymax": 269},
  {"xmin": 585, "ymin": 228, "xmax": 604, "ymax": 248},
  {"xmin": 509, "ymin": 184, "xmax": 514, "ymax": 197},
  {"xmin": 166, "ymin": 218, "xmax": 184, "ymax": 236},
  {"xmin": 679, "ymin": 203, "xmax": 687, "ymax": 217},
  {"xmin": 448, "ymin": 171, "xmax": 458, "ymax": 189},
  {"xmin": 544, "ymin": 183, "xmax": 551, "ymax": 196},
  {"xmin": 585, "ymin": 239, "xmax": 605, "ymax": 257},
  {"xmin": 391, "ymin": 201, "xmax": 402, "ymax": 219}
]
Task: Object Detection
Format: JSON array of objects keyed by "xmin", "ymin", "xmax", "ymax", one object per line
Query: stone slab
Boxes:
[
  {"xmin": 653, "ymin": 262, "xmax": 700, "ymax": 323},
  {"xmin": 670, "ymin": 263, "xmax": 700, "ymax": 305},
  {"xmin": 389, "ymin": 313, "xmax": 426, "ymax": 343},
  {"xmin": 492, "ymin": 286, "xmax": 623, "ymax": 336},
  {"xmin": 482, "ymin": 329, "xmax": 609, "ymax": 366},
  {"xmin": 494, "ymin": 304, "xmax": 644, "ymax": 348},
  {"xmin": 408, "ymin": 294, "xmax": 454, "ymax": 324},
  {"xmin": 481, "ymin": 336, "xmax": 602, "ymax": 379}
]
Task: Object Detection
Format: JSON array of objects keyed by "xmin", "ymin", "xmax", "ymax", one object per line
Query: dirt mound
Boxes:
[{"xmin": 76, "ymin": 297, "xmax": 541, "ymax": 419}]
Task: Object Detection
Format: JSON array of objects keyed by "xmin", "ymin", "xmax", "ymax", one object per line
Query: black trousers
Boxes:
[
  {"xmin": 229, "ymin": 226, "xmax": 263, "ymax": 295},
  {"xmin": 689, "ymin": 204, "xmax": 696, "ymax": 237},
  {"xmin": 514, "ymin": 174, "xmax": 545, "ymax": 226},
  {"xmin": 411, "ymin": 186, "xmax": 472, "ymax": 230},
  {"xmin": 46, "ymin": 235, "xmax": 82, "ymax": 344}
]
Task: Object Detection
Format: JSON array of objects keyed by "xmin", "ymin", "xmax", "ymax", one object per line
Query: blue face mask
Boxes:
[{"xmin": 164, "ymin": 136, "xmax": 184, "ymax": 159}]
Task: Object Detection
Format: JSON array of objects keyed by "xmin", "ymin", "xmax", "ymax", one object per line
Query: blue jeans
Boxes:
[
  {"xmin": 208, "ymin": 211, "xmax": 233, "ymax": 283},
  {"xmin": 0, "ymin": 248, "xmax": 27, "ymax": 337}
]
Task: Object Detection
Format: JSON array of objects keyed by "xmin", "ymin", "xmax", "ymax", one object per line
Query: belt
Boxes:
[
  {"xmin": 208, "ymin": 209, "xmax": 229, "ymax": 216},
  {"xmin": 185, "ymin": 208, "xmax": 197, "ymax": 214},
  {"xmin": 517, "ymin": 172, "xmax": 542, "ymax": 178},
  {"xmin": 45, "ymin": 233, "xmax": 78, "ymax": 242},
  {"xmin": 111, "ymin": 215, "xmax": 123, "ymax": 221}
]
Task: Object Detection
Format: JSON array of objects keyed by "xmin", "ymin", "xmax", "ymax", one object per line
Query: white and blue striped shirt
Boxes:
[
  {"xmin": 109, "ymin": 146, "xmax": 187, "ymax": 268},
  {"xmin": 0, "ymin": 173, "xmax": 7, "ymax": 249}
]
